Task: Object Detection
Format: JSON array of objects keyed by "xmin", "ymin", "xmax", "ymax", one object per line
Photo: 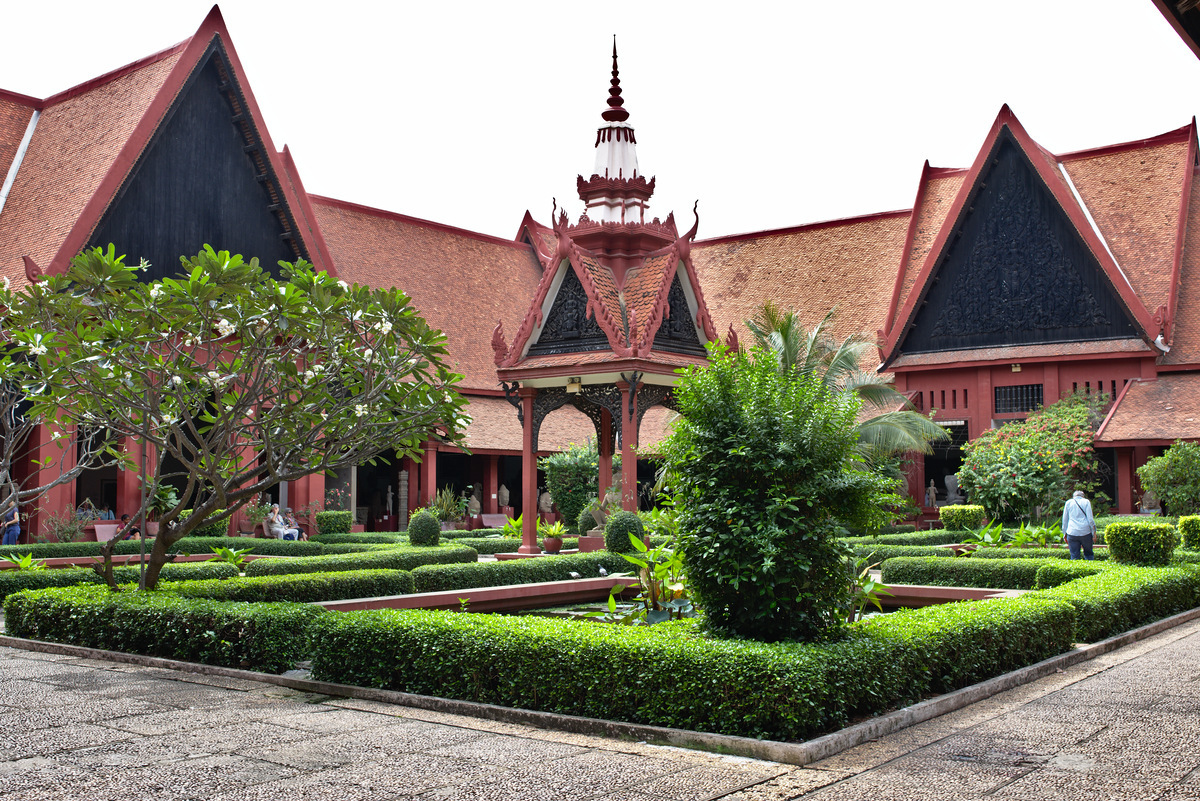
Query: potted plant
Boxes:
[
  {"xmin": 539, "ymin": 519, "xmax": 567, "ymax": 554},
  {"xmin": 144, "ymin": 483, "xmax": 180, "ymax": 537},
  {"xmin": 243, "ymin": 499, "xmax": 274, "ymax": 537},
  {"xmin": 430, "ymin": 485, "xmax": 467, "ymax": 530}
]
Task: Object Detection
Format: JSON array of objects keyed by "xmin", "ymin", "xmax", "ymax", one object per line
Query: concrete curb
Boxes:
[{"xmin": 4, "ymin": 605, "xmax": 1200, "ymax": 767}]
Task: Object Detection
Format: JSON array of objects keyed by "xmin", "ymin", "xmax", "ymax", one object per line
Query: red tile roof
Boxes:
[
  {"xmin": 309, "ymin": 196, "xmax": 544, "ymax": 391},
  {"xmin": 1059, "ymin": 129, "xmax": 1191, "ymax": 325},
  {"xmin": 891, "ymin": 170, "xmax": 964, "ymax": 326},
  {"xmin": 1164, "ymin": 170, "xmax": 1200, "ymax": 365},
  {"xmin": 692, "ymin": 211, "xmax": 913, "ymax": 348},
  {"xmin": 0, "ymin": 49, "xmax": 183, "ymax": 286},
  {"xmin": 0, "ymin": 93, "xmax": 36, "ymax": 187},
  {"xmin": 1096, "ymin": 374, "xmax": 1200, "ymax": 443}
]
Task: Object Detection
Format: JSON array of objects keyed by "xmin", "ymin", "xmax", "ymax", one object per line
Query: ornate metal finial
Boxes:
[{"xmin": 601, "ymin": 37, "xmax": 629, "ymax": 123}]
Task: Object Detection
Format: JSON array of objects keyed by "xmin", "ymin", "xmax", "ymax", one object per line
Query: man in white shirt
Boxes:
[{"xmin": 1061, "ymin": 490, "xmax": 1097, "ymax": 560}]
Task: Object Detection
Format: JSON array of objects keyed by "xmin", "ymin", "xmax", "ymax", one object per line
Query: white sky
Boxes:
[{"xmin": 2, "ymin": 1, "xmax": 1198, "ymax": 241}]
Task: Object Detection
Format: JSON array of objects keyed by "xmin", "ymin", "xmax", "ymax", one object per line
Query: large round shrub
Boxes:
[
  {"xmin": 1138, "ymin": 441, "xmax": 1200, "ymax": 516},
  {"xmin": 939, "ymin": 505, "xmax": 985, "ymax": 531},
  {"xmin": 1180, "ymin": 515, "xmax": 1200, "ymax": 549},
  {"xmin": 408, "ymin": 510, "xmax": 441, "ymax": 547},
  {"xmin": 604, "ymin": 510, "xmax": 643, "ymax": 553},
  {"xmin": 1104, "ymin": 522, "xmax": 1178, "ymax": 566},
  {"xmin": 659, "ymin": 346, "xmax": 894, "ymax": 642}
]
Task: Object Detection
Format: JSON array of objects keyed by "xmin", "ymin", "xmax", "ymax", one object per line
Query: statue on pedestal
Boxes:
[
  {"xmin": 944, "ymin": 474, "xmax": 965, "ymax": 504},
  {"xmin": 497, "ymin": 484, "xmax": 509, "ymax": 507},
  {"xmin": 925, "ymin": 479, "xmax": 938, "ymax": 508}
]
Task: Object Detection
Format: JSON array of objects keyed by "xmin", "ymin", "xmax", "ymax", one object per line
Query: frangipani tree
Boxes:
[{"xmin": 18, "ymin": 245, "xmax": 466, "ymax": 587}]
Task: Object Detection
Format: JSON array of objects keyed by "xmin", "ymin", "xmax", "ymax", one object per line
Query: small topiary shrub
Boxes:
[
  {"xmin": 1104, "ymin": 522, "xmax": 1179, "ymax": 566},
  {"xmin": 1179, "ymin": 516, "xmax": 1200, "ymax": 550},
  {"xmin": 180, "ymin": 509, "xmax": 229, "ymax": 538},
  {"xmin": 315, "ymin": 510, "xmax": 353, "ymax": 535},
  {"xmin": 1034, "ymin": 560, "xmax": 1108, "ymax": 589},
  {"xmin": 577, "ymin": 506, "xmax": 597, "ymax": 538},
  {"xmin": 408, "ymin": 511, "xmax": 441, "ymax": 547},
  {"xmin": 604, "ymin": 510, "xmax": 643, "ymax": 553},
  {"xmin": 940, "ymin": 505, "xmax": 986, "ymax": 531}
]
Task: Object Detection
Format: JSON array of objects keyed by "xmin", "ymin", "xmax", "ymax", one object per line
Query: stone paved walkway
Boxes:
[{"xmin": 4, "ymin": 615, "xmax": 1200, "ymax": 800}]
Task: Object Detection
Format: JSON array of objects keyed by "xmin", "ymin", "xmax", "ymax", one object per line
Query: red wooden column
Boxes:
[
  {"xmin": 289, "ymin": 472, "xmax": 325, "ymax": 532},
  {"xmin": 116, "ymin": 435, "xmax": 146, "ymax": 520},
  {"xmin": 598, "ymin": 408, "xmax": 613, "ymax": 495},
  {"xmin": 519, "ymin": 388, "xmax": 539, "ymax": 553},
  {"xmin": 1116, "ymin": 448, "xmax": 1134, "ymax": 514},
  {"xmin": 420, "ymin": 442, "xmax": 438, "ymax": 507},
  {"xmin": 483, "ymin": 455, "xmax": 499, "ymax": 515},
  {"xmin": 617, "ymin": 380, "xmax": 637, "ymax": 511},
  {"xmin": 404, "ymin": 456, "xmax": 419, "ymax": 516},
  {"xmin": 23, "ymin": 425, "xmax": 78, "ymax": 543}
]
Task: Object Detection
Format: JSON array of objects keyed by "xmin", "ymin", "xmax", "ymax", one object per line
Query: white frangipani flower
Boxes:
[
  {"xmin": 374, "ymin": 320, "xmax": 393, "ymax": 335},
  {"xmin": 216, "ymin": 318, "xmax": 236, "ymax": 337},
  {"xmin": 149, "ymin": 285, "xmax": 163, "ymax": 299},
  {"xmin": 354, "ymin": 404, "xmax": 368, "ymax": 417},
  {"xmin": 337, "ymin": 280, "xmax": 349, "ymax": 291},
  {"xmin": 28, "ymin": 343, "xmax": 47, "ymax": 356}
]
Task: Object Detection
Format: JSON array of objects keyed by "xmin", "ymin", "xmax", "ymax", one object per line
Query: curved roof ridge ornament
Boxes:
[
  {"xmin": 677, "ymin": 201, "xmax": 700, "ymax": 261},
  {"xmin": 601, "ymin": 37, "xmax": 629, "ymax": 123},
  {"xmin": 22, "ymin": 256, "xmax": 43, "ymax": 283}
]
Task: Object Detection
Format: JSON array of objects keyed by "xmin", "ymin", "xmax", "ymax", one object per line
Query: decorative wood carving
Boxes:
[
  {"xmin": 526, "ymin": 268, "xmax": 610, "ymax": 356},
  {"xmin": 501, "ymin": 381, "xmax": 523, "ymax": 426},
  {"xmin": 902, "ymin": 133, "xmax": 1138, "ymax": 353},
  {"xmin": 652, "ymin": 274, "xmax": 706, "ymax": 355}
]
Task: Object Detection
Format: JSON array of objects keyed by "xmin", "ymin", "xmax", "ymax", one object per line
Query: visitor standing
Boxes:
[
  {"xmin": 1061, "ymin": 490, "xmax": 1097, "ymax": 560},
  {"xmin": 1, "ymin": 501, "xmax": 19, "ymax": 546}
]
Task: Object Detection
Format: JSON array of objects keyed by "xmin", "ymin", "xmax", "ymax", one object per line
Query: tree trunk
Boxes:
[{"xmin": 140, "ymin": 526, "xmax": 181, "ymax": 590}]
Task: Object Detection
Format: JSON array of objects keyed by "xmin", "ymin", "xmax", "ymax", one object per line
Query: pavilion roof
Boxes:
[{"xmin": 1096, "ymin": 374, "xmax": 1200, "ymax": 445}]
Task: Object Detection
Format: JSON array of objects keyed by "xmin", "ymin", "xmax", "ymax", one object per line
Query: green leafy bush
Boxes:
[
  {"xmin": 577, "ymin": 507, "xmax": 598, "ymax": 538},
  {"xmin": 1033, "ymin": 561, "xmax": 1108, "ymax": 589},
  {"xmin": 539, "ymin": 441, "xmax": 619, "ymax": 534},
  {"xmin": 179, "ymin": 509, "xmax": 229, "ymax": 538},
  {"xmin": 3, "ymin": 585, "xmax": 322, "ymax": 672},
  {"xmin": 939, "ymin": 505, "xmax": 986, "ymax": 531},
  {"xmin": 440, "ymin": 528, "xmax": 503, "ymax": 539},
  {"xmin": 172, "ymin": 537, "xmax": 323, "ymax": 557},
  {"xmin": 849, "ymin": 544, "xmax": 956, "ymax": 564},
  {"xmin": 841, "ymin": 530, "xmax": 963, "ymax": 547},
  {"xmin": 244, "ymin": 545, "xmax": 477, "ymax": 577},
  {"xmin": 0, "ymin": 561, "xmax": 238, "ymax": 601},
  {"xmin": 660, "ymin": 345, "xmax": 896, "ymax": 641},
  {"xmin": 317, "ymin": 543, "xmax": 399, "ymax": 554},
  {"xmin": 1036, "ymin": 565, "xmax": 1200, "ymax": 641},
  {"xmin": 604, "ymin": 511, "xmax": 643, "ymax": 553},
  {"xmin": 450, "ymin": 538, "xmax": 522, "ymax": 555},
  {"xmin": 1179, "ymin": 516, "xmax": 1200, "ymax": 550},
  {"xmin": 408, "ymin": 510, "xmax": 441, "ymax": 547},
  {"xmin": 314, "ymin": 510, "xmax": 353, "ymax": 535},
  {"xmin": 969, "ymin": 547, "xmax": 1097, "ymax": 560},
  {"xmin": 879, "ymin": 556, "xmax": 1056, "ymax": 590},
  {"xmin": 1138, "ymin": 440, "xmax": 1200, "ymax": 516},
  {"xmin": 311, "ymin": 532, "xmax": 402, "ymax": 545},
  {"xmin": 1104, "ymin": 522, "xmax": 1179, "ymax": 566},
  {"xmin": 158, "ymin": 569, "xmax": 414, "ymax": 603},
  {"xmin": 412, "ymin": 552, "xmax": 628, "ymax": 593},
  {"xmin": 1094, "ymin": 515, "xmax": 1175, "ymax": 545},
  {"xmin": 308, "ymin": 593, "xmax": 1072, "ymax": 741}
]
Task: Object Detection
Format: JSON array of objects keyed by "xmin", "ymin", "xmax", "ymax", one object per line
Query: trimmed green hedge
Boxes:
[
  {"xmin": 841, "ymin": 530, "xmax": 963, "ymax": 548},
  {"xmin": 439, "ymin": 528, "xmax": 503, "ymax": 539},
  {"xmin": 969, "ymin": 547, "xmax": 1109, "ymax": 561},
  {"xmin": 311, "ymin": 533, "xmax": 403, "ymax": 545},
  {"xmin": 158, "ymin": 569, "xmax": 414, "ymax": 603},
  {"xmin": 412, "ymin": 552, "xmax": 628, "ymax": 593},
  {"xmin": 1104, "ymin": 522, "xmax": 1179, "ymax": 566},
  {"xmin": 315, "ymin": 543, "xmax": 399, "ymax": 555},
  {"xmin": 1036, "ymin": 565, "xmax": 1200, "ymax": 642},
  {"xmin": 940, "ymin": 505, "xmax": 986, "ymax": 530},
  {"xmin": 879, "ymin": 556, "xmax": 1057, "ymax": 590},
  {"xmin": 1033, "ymin": 561, "xmax": 1108, "ymax": 589},
  {"xmin": 172, "ymin": 537, "xmax": 324, "ymax": 557},
  {"xmin": 3, "ymin": 585, "xmax": 322, "ymax": 672},
  {"xmin": 0, "ymin": 561, "xmax": 238, "ymax": 601},
  {"xmin": 314, "ymin": 510, "xmax": 353, "ymax": 535},
  {"xmin": 1180, "ymin": 516, "xmax": 1200, "ymax": 550},
  {"xmin": 244, "ymin": 545, "xmax": 478, "ymax": 577},
  {"xmin": 308, "ymin": 593, "xmax": 1073, "ymax": 741},
  {"xmin": 851, "ymin": 544, "xmax": 956, "ymax": 564},
  {"xmin": 450, "ymin": 538, "xmax": 522, "ymax": 555}
]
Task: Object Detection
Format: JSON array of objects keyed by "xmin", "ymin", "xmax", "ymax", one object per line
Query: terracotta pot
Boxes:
[
  {"xmin": 542, "ymin": 536, "xmax": 563, "ymax": 554},
  {"xmin": 144, "ymin": 521, "xmax": 159, "ymax": 537}
]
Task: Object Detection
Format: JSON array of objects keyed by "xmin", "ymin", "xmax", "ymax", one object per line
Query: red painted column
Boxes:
[
  {"xmin": 289, "ymin": 472, "xmax": 325, "ymax": 534},
  {"xmin": 617, "ymin": 381, "xmax": 637, "ymax": 511},
  {"xmin": 1044, "ymin": 362, "xmax": 1060, "ymax": 406},
  {"xmin": 23, "ymin": 424, "xmax": 78, "ymax": 543},
  {"xmin": 519, "ymin": 388, "xmax": 539, "ymax": 554},
  {"xmin": 483, "ymin": 455, "xmax": 499, "ymax": 515},
  {"xmin": 116, "ymin": 436, "xmax": 144, "ymax": 520},
  {"xmin": 598, "ymin": 408, "xmax": 613, "ymax": 497},
  {"xmin": 976, "ymin": 368, "xmax": 993, "ymax": 430},
  {"xmin": 420, "ymin": 442, "xmax": 438, "ymax": 507},
  {"xmin": 1116, "ymin": 448, "xmax": 1134, "ymax": 515}
]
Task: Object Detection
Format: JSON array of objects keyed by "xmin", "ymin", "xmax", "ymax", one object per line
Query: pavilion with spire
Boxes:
[{"xmin": 493, "ymin": 43, "xmax": 719, "ymax": 553}]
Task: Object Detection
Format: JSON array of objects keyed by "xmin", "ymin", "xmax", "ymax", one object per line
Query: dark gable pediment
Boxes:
[
  {"xmin": 526, "ymin": 266, "xmax": 611, "ymax": 356},
  {"xmin": 88, "ymin": 43, "xmax": 305, "ymax": 281},
  {"xmin": 899, "ymin": 130, "xmax": 1139, "ymax": 354},
  {"xmin": 652, "ymin": 272, "xmax": 706, "ymax": 356}
]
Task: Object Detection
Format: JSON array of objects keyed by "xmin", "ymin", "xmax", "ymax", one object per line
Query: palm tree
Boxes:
[{"xmin": 745, "ymin": 302, "xmax": 948, "ymax": 464}]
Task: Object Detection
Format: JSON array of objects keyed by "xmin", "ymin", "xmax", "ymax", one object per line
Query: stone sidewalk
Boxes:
[{"xmin": 3, "ymin": 615, "xmax": 1200, "ymax": 800}]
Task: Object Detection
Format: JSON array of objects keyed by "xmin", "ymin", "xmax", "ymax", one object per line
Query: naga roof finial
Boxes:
[{"xmin": 601, "ymin": 37, "xmax": 629, "ymax": 123}]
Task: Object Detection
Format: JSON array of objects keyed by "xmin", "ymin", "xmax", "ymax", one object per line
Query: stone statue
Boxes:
[
  {"xmin": 944, "ymin": 474, "xmax": 964, "ymax": 504},
  {"xmin": 467, "ymin": 493, "xmax": 481, "ymax": 517},
  {"xmin": 925, "ymin": 479, "xmax": 938, "ymax": 508},
  {"xmin": 497, "ymin": 484, "xmax": 509, "ymax": 507},
  {"xmin": 385, "ymin": 486, "xmax": 393, "ymax": 517},
  {"xmin": 603, "ymin": 475, "xmax": 621, "ymax": 509},
  {"xmin": 538, "ymin": 489, "xmax": 554, "ymax": 514},
  {"xmin": 1140, "ymin": 490, "xmax": 1161, "ymax": 514}
]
